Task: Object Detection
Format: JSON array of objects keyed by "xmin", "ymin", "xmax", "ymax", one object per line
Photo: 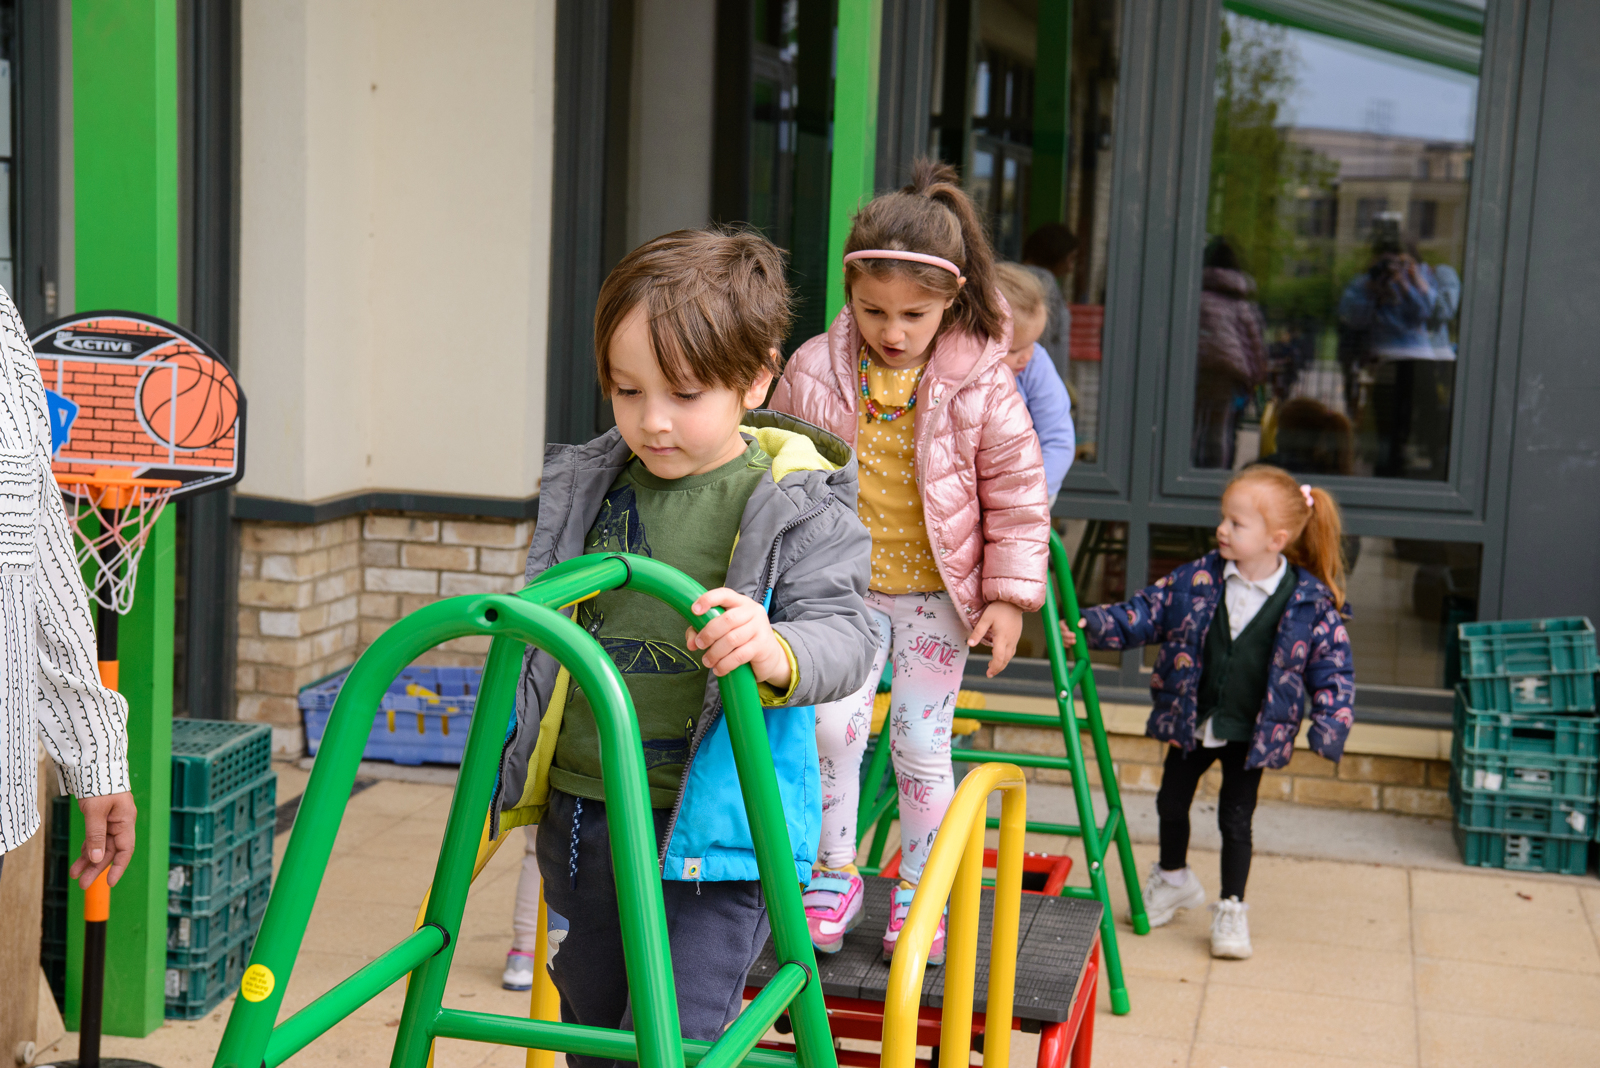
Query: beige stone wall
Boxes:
[
  {"xmin": 967, "ymin": 724, "xmax": 1452, "ymax": 819},
  {"xmin": 236, "ymin": 513, "xmax": 532, "ymax": 752}
]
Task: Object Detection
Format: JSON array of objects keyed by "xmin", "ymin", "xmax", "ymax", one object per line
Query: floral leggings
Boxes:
[{"xmin": 814, "ymin": 590, "xmax": 970, "ymax": 884}]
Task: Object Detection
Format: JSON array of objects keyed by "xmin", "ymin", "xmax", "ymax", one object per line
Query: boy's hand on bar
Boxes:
[
  {"xmin": 1060, "ymin": 618, "xmax": 1085, "ymax": 647},
  {"xmin": 687, "ymin": 587, "xmax": 791, "ymax": 690}
]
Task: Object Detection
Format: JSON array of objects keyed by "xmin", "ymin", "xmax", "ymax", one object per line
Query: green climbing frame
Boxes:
[
  {"xmin": 212, "ymin": 554, "xmax": 835, "ymax": 1068},
  {"xmin": 856, "ymin": 530, "xmax": 1149, "ymax": 1014}
]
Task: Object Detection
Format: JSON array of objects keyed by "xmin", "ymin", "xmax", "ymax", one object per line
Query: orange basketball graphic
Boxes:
[{"xmin": 137, "ymin": 351, "xmax": 241, "ymax": 451}]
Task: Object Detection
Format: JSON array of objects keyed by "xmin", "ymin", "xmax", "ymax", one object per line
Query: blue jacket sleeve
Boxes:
[
  {"xmin": 1019, "ymin": 345, "xmax": 1075, "ymax": 498},
  {"xmin": 1080, "ymin": 579, "xmax": 1170, "ymax": 652},
  {"xmin": 1302, "ymin": 604, "xmax": 1356, "ymax": 762}
]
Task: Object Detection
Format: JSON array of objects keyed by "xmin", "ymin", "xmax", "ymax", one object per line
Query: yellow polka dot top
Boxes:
[{"xmin": 856, "ymin": 360, "xmax": 944, "ymax": 595}]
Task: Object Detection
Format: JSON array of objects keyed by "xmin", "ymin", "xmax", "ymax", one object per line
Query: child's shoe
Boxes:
[
  {"xmin": 804, "ymin": 867, "xmax": 865, "ymax": 954},
  {"xmin": 1209, "ymin": 897, "xmax": 1252, "ymax": 959},
  {"xmin": 882, "ymin": 882, "xmax": 946, "ymax": 965},
  {"xmin": 1141, "ymin": 862, "xmax": 1206, "ymax": 927},
  {"xmin": 501, "ymin": 948, "xmax": 537, "ymax": 990}
]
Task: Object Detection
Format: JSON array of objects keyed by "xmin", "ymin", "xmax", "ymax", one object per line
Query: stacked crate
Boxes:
[
  {"xmin": 299, "ymin": 664, "xmax": 480, "ymax": 766},
  {"xmin": 167, "ymin": 720, "xmax": 276, "ymax": 1019},
  {"xmin": 1451, "ymin": 617, "xmax": 1597, "ymax": 876}
]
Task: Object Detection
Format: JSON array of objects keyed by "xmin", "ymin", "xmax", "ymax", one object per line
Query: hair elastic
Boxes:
[
  {"xmin": 843, "ymin": 249, "xmax": 963, "ymax": 277},
  {"xmin": 1300, "ymin": 484, "xmax": 1315, "ymax": 509}
]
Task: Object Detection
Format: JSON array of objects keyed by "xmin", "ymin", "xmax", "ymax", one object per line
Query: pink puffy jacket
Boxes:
[{"xmin": 769, "ymin": 306, "xmax": 1050, "ymax": 627}]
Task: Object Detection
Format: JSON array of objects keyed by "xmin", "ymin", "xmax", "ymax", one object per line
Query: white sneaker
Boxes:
[
  {"xmin": 1210, "ymin": 897, "xmax": 1252, "ymax": 959},
  {"xmin": 1141, "ymin": 863, "xmax": 1206, "ymax": 927},
  {"xmin": 502, "ymin": 949, "xmax": 536, "ymax": 991}
]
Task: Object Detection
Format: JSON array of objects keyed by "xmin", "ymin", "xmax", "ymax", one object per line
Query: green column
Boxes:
[
  {"xmin": 1029, "ymin": 1, "xmax": 1073, "ymax": 233},
  {"xmin": 64, "ymin": 0, "xmax": 180, "ymax": 1038},
  {"xmin": 826, "ymin": 0, "xmax": 883, "ymax": 321}
]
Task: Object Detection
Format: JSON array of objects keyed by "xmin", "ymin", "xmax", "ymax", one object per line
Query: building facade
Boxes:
[{"xmin": 9, "ymin": 1, "xmax": 1597, "ymax": 805}]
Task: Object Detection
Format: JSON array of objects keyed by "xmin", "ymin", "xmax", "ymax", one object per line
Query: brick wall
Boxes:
[
  {"xmin": 968, "ymin": 724, "xmax": 1452, "ymax": 818},
  {"xmin": 235, "ymin": 513, "xmax": 533, "ymax": 752}
]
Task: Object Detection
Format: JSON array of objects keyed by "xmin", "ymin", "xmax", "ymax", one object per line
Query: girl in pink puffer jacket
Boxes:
[{"xmin": 769, "ymin": 160, "xmax": 1051, "ymax": 963}]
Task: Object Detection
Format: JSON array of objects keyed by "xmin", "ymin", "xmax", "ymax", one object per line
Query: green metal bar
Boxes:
[
  {"xmin": 264, "ymin": 926, "xmax": 446, "ymax": 1067},
  {"xmin": 964, "ymin": 708, "xmax": 1074, "ymax": 729},
  {"xmin": 516, "ymin": 554, "xmax": 633, "ymax": 610},
  {"xmin": 431, "ymin": 1010, "xmax": 801, "ymax": 1068},
  {"xmin": 855, "ymin": 731, "xmax": 896, "ymax": 845},
  {"xmin": 1051, "ymin": 532, "xmax": 1149, "ymax": 939},
  {"xmin": 950, "ymin": 748, "xmax": 1074, "ymax": 770},
  {"xmin": 1040, "ymin": 536, "xmax": 1131, "ymax": 1014},
  {"xmin": 1058, "ymin": 886, "xmax": 1098, "ymax": 901},
  {"xmin": 617, "ymin": 557, "xmax": 836, "ymax": 1068},
  {"xmin": 391, "ymin": 636, "xmax": 531, "ymax": 1068},
  {"xmin": 697, "ymin": 963, "xmax": 810, "ymax": 1068},
  {"xmin": 984, "ymin": 817, "xmax": 1083, "ymax": 837},
  {"xmin": 825, "ymin": 0, "xmax": 884, "ymax": 320}
]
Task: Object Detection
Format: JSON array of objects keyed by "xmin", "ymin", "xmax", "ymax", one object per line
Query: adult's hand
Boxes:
[{"xmin": 69, "ymin": 791, "xmax": 137, "ymax": 889}]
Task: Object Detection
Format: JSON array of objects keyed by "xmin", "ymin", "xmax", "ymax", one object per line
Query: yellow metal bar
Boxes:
[
  {"xmin": 881, "ymin": 763, "xmax": 1026, "ymax": 1068},
  {"xmin": 527, "ymin": 884, "xmax": 560, "ymax": 1068}
]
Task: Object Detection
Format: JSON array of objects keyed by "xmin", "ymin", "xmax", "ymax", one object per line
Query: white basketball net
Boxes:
[{"xmin": 60, "ymin": 480, "xmax": 180, "ymax": 615}]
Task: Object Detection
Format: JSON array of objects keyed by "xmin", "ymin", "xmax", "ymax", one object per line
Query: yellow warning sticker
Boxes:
[{"xmin": 240, "ymin": 963, "xmax": 275, "ymax": 1002}]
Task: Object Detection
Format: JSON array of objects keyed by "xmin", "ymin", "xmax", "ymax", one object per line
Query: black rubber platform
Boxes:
[{"xmin": 746, "ymin": 877, "xmax": 1101, "ymax": 1024}]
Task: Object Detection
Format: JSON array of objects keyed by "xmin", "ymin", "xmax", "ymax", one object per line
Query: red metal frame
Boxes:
[
  {"xmin": 877, "ymin": 848, "xmax": 1074, "ymax": 898},
  {"xmin": 744, "ymin": 942, "xmax": 1099, "ymax": 1068}
]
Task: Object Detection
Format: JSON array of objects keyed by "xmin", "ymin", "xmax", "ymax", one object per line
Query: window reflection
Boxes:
[{"xmin": 1195, "ymin": 13, "xmax": 1480, "ymax": 480}]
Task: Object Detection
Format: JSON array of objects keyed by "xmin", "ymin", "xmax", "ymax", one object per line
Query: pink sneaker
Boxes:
[
  {"xmin": 882, "ymin": 884, "xmax": 946, "ymax": 965},
  {"xmin": 803, "ymin": 869, "xmax": 865, "ymax": 953}
]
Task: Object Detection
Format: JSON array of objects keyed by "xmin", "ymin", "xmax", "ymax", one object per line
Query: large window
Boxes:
[{"xmin": 1191, "ymin": 12, "xmax": 1481, "ymax": 481}]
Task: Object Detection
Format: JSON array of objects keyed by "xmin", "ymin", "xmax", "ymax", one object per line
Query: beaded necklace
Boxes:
[{"xmin": 858, "ymin": 344, "xmax": 929, "ymax": 423}]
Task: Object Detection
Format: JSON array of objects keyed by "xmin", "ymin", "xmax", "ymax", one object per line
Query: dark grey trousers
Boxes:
[{"xmin": 535, "ymin": 789, "xmax": 770, "ymax": 1068}]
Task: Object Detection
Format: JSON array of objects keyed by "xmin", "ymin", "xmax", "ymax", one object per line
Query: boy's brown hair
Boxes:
[{"xmin": 594, "ymin": 228, "xmax": 793, "ymax": 393}]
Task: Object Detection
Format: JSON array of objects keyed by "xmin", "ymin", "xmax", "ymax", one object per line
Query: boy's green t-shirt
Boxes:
[{"xmin": 549, "ymin": 439, "xmax": 773, "ymax": 807}]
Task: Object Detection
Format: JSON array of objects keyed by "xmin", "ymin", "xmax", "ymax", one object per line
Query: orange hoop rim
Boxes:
[{"xmin": 57, "ymin": 474, "xmax": 184, "ymax": 490}]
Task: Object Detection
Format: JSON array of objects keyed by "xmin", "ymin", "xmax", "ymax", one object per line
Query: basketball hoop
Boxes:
[{"xmin": 57, "ymin": 469, "xmax": 182, "ymax": 615}]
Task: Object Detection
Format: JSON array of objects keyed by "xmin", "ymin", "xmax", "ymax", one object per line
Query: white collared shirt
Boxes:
[
  {"xmin": 1201, "ymin": 555, "xmax": 1288, "ymax": 747},
  {"xmin": 0, "ymin": 293, "xmax": 130, "ymax": 853}
]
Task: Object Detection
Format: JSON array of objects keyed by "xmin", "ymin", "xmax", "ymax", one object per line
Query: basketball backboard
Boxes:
[{"xmin": 31, "ymin": 312, "xmax": 246, "ymax": 497}]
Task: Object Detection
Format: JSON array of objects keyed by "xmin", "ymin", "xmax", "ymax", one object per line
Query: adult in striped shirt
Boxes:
[{"xmin": 0, "ymin": 290, "xmax": 135, "ymax": 889}]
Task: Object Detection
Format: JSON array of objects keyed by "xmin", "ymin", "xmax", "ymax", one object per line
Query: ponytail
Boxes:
[
  {"xmin": 1226, "ymin": 466, "xmax": 1348, "ymax": 609},
  {"xmin": 842, "ymin": 158, "xmax": 1007, "ymax": 342}
]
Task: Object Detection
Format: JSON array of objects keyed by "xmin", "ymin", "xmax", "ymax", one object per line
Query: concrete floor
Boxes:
[{"xmin": 33, "ymin": 761, "xmax": 1600, "ymax": 1068}]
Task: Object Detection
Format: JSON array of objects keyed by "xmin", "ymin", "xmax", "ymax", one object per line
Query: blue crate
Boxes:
[
  {"xmin": 171, "ymin": 720, "xmax": 273, "ymax": 809},
  {"xmin": 1454, "ymin": 823, "xmax": 1592, "ymax": 876},
  {"xmin": 1454, "ymin": 688, "xmax": 1600, "ymax": 758},
  {"xmin": 164, "ymin": 932, "xmax": 255, "ymax": 1021},
  {"xmin": 170, "ymin": 771, "xmax": 276, "ymax": 854},
  {"xmin": 299, "ymin": 665, "xmax": 481, "ymax": 766},
  {"xmin": 167, "ymin": 827, "xmax": 272, "ymax": 913},
  {"xmin": 167, "ymin": 871, "xmax": 271, "ymax": 961}
]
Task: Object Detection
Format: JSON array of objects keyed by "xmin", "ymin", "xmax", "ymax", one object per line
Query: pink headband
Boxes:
[
  {"xmin": 843, "ymin": 249, "xmax": 963, "ymax": 277},
  {"xmin": 1301, "ymin": 484, "xmax": 1315, "ymax": 509}
]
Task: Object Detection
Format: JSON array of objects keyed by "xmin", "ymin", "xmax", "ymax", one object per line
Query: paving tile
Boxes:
[
  {"xmin": 1088, "ymin": 1030, "xmax": 1190, "ymax": 1067},
  {"xmin": 1414, "ymin": 958, "xmax": 1600, "ymax": 1030},
  {"xmin": 1190, "ymin": 1040, "xmax": 1402, "ymax": 1068},
  {"xmin": 303, "ymin": 898, "xmax": 424, "ymax": 959},
  {"xmin": 1419, "ymin": 1009, "xmax": 1600, "ymax": 1068},
  {"xmin": 1114, "ymin": 921, "xmax": 1214, "ymax": 983},
  {"xmin": 317, "ymin": 851, "xmax": 440, "ymax": 904},
  {"xmin": 1411, "ymin": 867, "xmax": 1588, "ymax": 918},
  {"xmin": 1575, "ymin": 885, "xmax": 1600, "ymax": 956},
  {"xmin": 1412, "ymin": 908, "xmax": 1600, "ymax": 973},
  {"xmin": 1195, "ymin": 985, "xmax": 1417, "ymax": 1065},
  {"xmin": 1094, "ymin": 975, "xmax": 1205, "ymax": 1042},
  {"xmin": 1208, "ymin": 936, "xmax": 1412, "ymax": 1004}
]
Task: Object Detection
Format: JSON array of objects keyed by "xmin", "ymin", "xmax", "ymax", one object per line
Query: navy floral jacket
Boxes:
[{"xmin": 1082, "ymin": 552, "xmax": 1355, "ymax": 770}]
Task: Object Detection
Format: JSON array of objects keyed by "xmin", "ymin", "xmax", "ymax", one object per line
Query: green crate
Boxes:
[
  {"xmin": 1454, "ymin": 688, "xmax": 1600, "ymax": 758},
  {"xmin": 1455, "ymin": 749, "xmax": 1598, "ymax": 799},
  {"xmin": 171, "ymin": 720, "xmax": 273, "ymax": 809},
  {"xmin": 1459, "ymin": 617, "xmax": 1597, "ymax": 678},
  {"xmin": 169, "ymin": 771, "xmax": 276, "ymax": 854},
  {"xmin": 1454, "ymin": 823, "xmax": 1592, "ymax": 876},
  {"xmin": 167, "ymin": 871, "xmax": 271, "ymax": 963},
  {"xmin": 1455, "ymin": 788, "xmax": 1594, "ymax": 837},
  {"xmin": 1464, "ymin": 671, "xmax": 1595, "ymax": 715},
  {"xmin": 164, "ymin": 932, "xmax": 255, "ymax": 1021},
  {"xmin": 168, "ymin": 827, "xmax": 272, "ymax": 913}
]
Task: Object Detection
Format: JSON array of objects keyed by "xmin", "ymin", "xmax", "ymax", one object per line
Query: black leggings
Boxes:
[{"xmin": 1156, "ymin": 741, "xmax": 1263, "ymax": 901}]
